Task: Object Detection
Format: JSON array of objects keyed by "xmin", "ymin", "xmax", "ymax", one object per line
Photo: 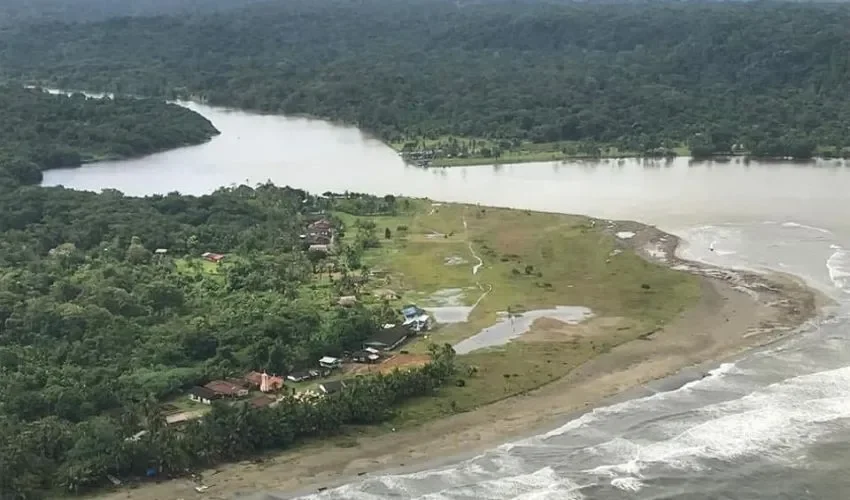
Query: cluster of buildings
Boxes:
[
  {"xmin": 178, "ymin": 301, "xmax": 435, "ymax": 419},
  {"xmin": 302, "ymin": 217, "xmax": 335, "ymax": 254},
  {"xmin": 188, "ymin": 371, "xmax": 285, "ymax": 409}
]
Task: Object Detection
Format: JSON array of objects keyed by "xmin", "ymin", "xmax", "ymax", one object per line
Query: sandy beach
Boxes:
[{"xmin": 88, "ymin": 220, "xmax": 822, "ymax": 500}]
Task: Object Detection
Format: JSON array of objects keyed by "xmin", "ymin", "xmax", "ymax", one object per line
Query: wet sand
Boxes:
[{"xmin": 87, "ymin": 221, "xmax": 822, "ymax": 500}]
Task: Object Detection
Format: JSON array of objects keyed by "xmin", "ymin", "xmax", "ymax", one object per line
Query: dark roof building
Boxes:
[
  {"xmin": 352, "ymin": 350, "xmax": 381, "ymax": 363},
  {"xmin": 306, "ymin": 234, "xmax": 332, "ymax": 246},
  {"xmin": 287, "ymin": 371, "xmax": 312, "ymax": 382},
  {"xmin": 363, "ymin": 324, "xmax": 410, "ymax": 351},
  {"xmin": 189, "ymin": 386, "xmax": 217, "ymax": 401},
  {"xmin": 319, "ymin": 380, "xmax": 346, "ymax": 395}
]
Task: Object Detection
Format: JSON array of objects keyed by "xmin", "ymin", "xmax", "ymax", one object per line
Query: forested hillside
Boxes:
[
  {"xmin": 0, "ymin": 86, "xmax": 218, "ymax": 186},
  {"xmin": 0, "ymin": 0, "xmax": 257, "ymax": 25},
  {"xmin": 1, "ymin": 0, "xmax": 849, "ymax": 157}
]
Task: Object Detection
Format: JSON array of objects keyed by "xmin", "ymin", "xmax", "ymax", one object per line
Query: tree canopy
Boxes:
[
  {"xmin": 0, "ymin": 86, "xmax": 218, "ymax": 186},
  {"xmin": 0, "ymin": 83, "xmax": 451, "ymax": 497},
  {"xmin": 1, "ymin": 0, "xmax": 849, "ymax": 157},
  {"xmin": 0, "ymin": 0, "xmax": 260, "ymax": 25},
  {"xmin": 0, "ymin": 180, "xmax": 455, "ymax": 497}
]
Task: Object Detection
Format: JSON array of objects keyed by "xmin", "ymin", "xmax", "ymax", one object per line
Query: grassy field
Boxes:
[
  {"xmin": 336, "ymin": 200, "xmax": 701, "ymax": 428},
  {"xmin": 390, "ymin": 136, "xmax": 691, "ymax": 167},
  {"xmin": 174, "ymin": 256, "xmax": 225, "ymax": 277}
]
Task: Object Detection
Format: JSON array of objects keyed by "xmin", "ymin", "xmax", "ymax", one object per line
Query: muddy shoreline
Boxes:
[{"xmin": 87, "ymin": 217, "xmax": 823, "ymax": 500}]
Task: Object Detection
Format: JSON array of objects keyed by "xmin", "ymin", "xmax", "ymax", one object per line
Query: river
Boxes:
[{"xmin": 42, "ymin": 102, "xmax": 850, "ymax": 500}]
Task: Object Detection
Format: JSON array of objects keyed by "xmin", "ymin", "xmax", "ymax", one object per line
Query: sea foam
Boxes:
[
  {"xmin": 826, "ymin": 246, "xmax": 849, "ymax": 293},
  {"xmin": 583, "ymin": 365, "xmax": 850, "ymax": 485},
  {"xmin": 541, "ymin": 362, "xmax": 742, "ymax": 439},
  {"xmin": 781, "ymin": 221, "xmax": 833, "ymax": 235}
]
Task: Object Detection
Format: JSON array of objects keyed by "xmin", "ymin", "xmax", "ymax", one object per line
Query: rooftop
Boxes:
[
  {"xmin": 190, "ymin": 386, "xmax": 217, "ymax": 400},
  {"xmin": 204, "ymin": 380, "xmax": 245, "ymax": 396},
  {"xmin": 364, "ymin": 324, "xmax": 410, "ymax": 349},
  {"xmin": 319, "ymin": 380, "xmax": 346, "ymax": 394}
]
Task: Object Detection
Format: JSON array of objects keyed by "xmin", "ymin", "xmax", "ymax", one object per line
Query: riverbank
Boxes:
[
  {"xmin": 84, "ymin": 215, "xmax": 821, "ymax": 500},
  {"xmin": 390, "ymin": 136, "xmax": 848, "ymax": 168},
  {"xmin": 390, "ymin": 136, "xmax": 677, "ymax": 167}
]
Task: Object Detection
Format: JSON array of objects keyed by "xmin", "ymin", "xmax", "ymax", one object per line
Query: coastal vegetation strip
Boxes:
[
  {"xmin": 0, "ymin": 85, "xmax": 219, "ymax": 187},
  {"xmin": 3, "ymin": 1, "xmax": 850, "ymax": 158}
]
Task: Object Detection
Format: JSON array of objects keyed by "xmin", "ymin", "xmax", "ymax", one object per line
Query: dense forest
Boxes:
[
  {"xmin": 0, "ymin": 181, "xmax": 457, "ymax": 497},
  {"xmin": 1, "ymin": 0, "xmax": 849, "ymax": 157},
  {"xmin": 0, "ymin": 0, "xmax": 258, "ymax": 25},
  {"xmin": 0, "ymin": 86, "xmax": 218, "ymax": 187}
]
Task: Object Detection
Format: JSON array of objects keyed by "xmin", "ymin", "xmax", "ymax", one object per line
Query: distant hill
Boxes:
[
  {"xmin": 1, "ymin": 0, "xmax": 849, "ymax": 157},
  {"xmin": 0, "ymin": 0, "xmax": 268, "ymax": 25}
]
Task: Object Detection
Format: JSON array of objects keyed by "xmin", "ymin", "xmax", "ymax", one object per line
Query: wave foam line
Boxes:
[
  {"xmin": 540, "ymin": 363, "xmax": 742, "ymax": 439},
  {"xmin": 584, "ymin": 365, "xmax": 850, "ymax": 487}
]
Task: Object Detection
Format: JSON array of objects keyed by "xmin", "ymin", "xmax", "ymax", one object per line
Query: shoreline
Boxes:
[
  {"xmin": 420, "ymin": 153, "xmax": 845, "ymax": 168},
  {"xmin": 30, "ymin": 87, "xmax": 846, "ymax": 167},
  {"xmin": 86, "ymin": 216, "xmax": 824, "ymax": 500}
]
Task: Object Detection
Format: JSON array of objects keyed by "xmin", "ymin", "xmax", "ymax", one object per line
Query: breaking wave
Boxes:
[
  {"xmin": 541, "ymin": 362, "xmax": 743, "ymax": 439},
  {"xmin": 781, "ymin": 221, "xmax": 833, "ymax": 235},
  {"xmin": 827, "ymin": 246, "xmax": 849, "ymax": 293},
  {"xmin": 582, "ymin": 365, "xmax": 850, "ymax": 488}
]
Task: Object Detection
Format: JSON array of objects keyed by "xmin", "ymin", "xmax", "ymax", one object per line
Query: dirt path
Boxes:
[{"xmin": 461, "ymin": 213, "xmax": 483, "ymax": 276}]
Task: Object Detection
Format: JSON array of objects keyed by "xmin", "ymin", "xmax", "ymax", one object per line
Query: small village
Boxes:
[{"xmin": 158, "ymin": 215, "xmax": 436, "ymax": 428}]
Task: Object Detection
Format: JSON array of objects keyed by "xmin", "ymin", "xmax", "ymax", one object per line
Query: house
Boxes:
[
  {"xmin": 201, "ymin": 252, "xmax": 226, "ymax": 263},
  {"xmin": 337, "ymin": 295, "xmax": 357, "ymax": 306},
  {"xmin": 154, "ymin": 248, "xmax": 168, "ymax": 255},
  {"xmin": 363, "ymin": 324, "xmax": 410, "ymax": 351},
  {"xmin": 403, "ymin": 313, "xmax": 431, "ymax": 333},
  {"xmin": 309, "ymin": 244, "xmax": 330, "ymax": 253},
  {"xmin": 307, "ymin": 219, "xmax": 333, "ymax": 236},
  {"xmin": 319, "ymin": 380, "xmax": 346, "ymax": 395},
  {"xmin": 401, "ymin": 304, "xmax": 425, "ymax": 320},
  {"xmin": 352, "ymin": 350, "xmax": 381, "ymax": 363},
  {"xmin": 244, "ymin": 371, "xmax": 285, "ymax": 393},
  {"xmin": 306, "ymin": 234, "xmax": 332, "ymax": 246},
  {"xmin": 204, "ymin": 380, "xmax": 249, "ymax": 398},
  {"xmin": 319, "ymin": 356, "xmax": 341, "ymax": 369},
  {"xmin": 189, "ymin": 386, "xmax": 218, "ymax": 405},
  {"xmin": 287, "ymin": 371, "xmax": 312, "ymax": 383}
]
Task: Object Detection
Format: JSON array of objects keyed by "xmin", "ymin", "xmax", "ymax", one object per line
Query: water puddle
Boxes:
[
  {"xmin": 453, "ymin": 306, "xmax": 594, "ymax": 354},
  {"xmin": 428, "ymin": 306, "xmax": 476, "ymax": 324},
  {"xmin": 423, "ymin": 288, "xmax": 476, "ymax": 324}
]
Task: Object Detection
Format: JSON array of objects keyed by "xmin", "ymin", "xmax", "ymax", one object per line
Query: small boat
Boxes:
[{"xmin": 709, "ymin": 241, "xmax": 716, "ymax": 252}]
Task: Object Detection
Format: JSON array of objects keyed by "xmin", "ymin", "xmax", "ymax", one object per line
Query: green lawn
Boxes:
[
  {"xmin": 174, "ymin": 257, "xmax": 224, "ymax": 276},
  {"xmin": 334, "ymin": 200, "xmax": 701, "ymax": 429}
]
